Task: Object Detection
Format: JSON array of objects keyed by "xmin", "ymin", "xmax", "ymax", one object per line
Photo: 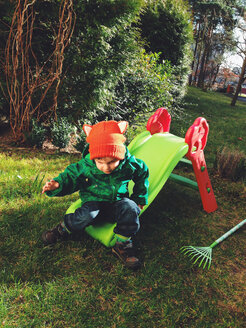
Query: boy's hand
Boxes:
[
  {"xmin": 42, "ymin": 180, "xmax": 60, "ymax": 194},
  {"xmin": 138, "ymin": 205, "xmax": 144, "ymax": 210}
]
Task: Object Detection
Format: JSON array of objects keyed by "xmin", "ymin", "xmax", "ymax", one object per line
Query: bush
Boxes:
[
  {"xmin": 214, "ymin": 147, "xmax": 246, "ymax": 181},
  {"xmin": 24, "ymin": 119, "xmax": 47, "ymax": 148},
  {"xmin": 50, "ymin": 117, "xmax": 74, "ymax": 149},
  {"xmin": 74, "ymin": 131, "xmax": 87, "ymax": 153},
  {"xmin": 0, "ymin": 0, "xmax": 144, "ymax": 125},
  {"xmin": 106, "ymin": 51, "xmax": 174, "ymax": 123},
  {"xmin": 139, "ymin": 0, "xmax": 193, "ymax": 102},
  {"xmin": 55, "ymin": 0, "xmax": 144, "ymax": 122},
  {"xmin": 1, "ymin": 0, "xmax": 193, "ymax": 130}
]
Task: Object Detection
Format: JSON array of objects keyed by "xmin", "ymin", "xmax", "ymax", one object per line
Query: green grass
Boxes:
[
  {"xmin": 0, "ymin": 87, "xmax": 245, "ymax": 327},
  {"xmin": 172, "ymin": 87, "xmax": 246, "ymax": 165}
]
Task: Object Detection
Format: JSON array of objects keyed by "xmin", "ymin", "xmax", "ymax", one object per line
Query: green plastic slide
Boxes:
[{"xmin": 66, "ymin": 131, "xmax": 189, "ymax": 247}]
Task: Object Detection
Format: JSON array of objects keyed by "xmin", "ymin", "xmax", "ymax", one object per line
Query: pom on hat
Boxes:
[{"xmin": 83, "ymin": 120, "xmax": 128, "ymax": 160}]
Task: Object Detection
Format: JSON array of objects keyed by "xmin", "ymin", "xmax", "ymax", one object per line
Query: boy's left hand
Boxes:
[{"xmin": 138, "ymin": 205, "xmax": 144, "ymax": 210}]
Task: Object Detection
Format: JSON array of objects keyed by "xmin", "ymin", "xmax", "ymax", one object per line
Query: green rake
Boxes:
[{"xmin": 180, "ymin": 219, "xmax": 246, "ymax": 269}]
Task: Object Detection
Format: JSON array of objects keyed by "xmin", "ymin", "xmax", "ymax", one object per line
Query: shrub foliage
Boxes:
[
  {"xmin": 50, "ymin": 117, "xmax": 75, "ymax": 149},
  {"xmin": 0, "ymin": 0, "xmax": 193, "ymax": 144},
  {"xmin": 139, "ymin": 0, "xmax": 193, "ymax": 101}
]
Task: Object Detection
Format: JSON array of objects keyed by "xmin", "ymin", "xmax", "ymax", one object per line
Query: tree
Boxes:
[
  {"xmin": 204, "ymin": 32, "xmax": 234, "ymax": 88},
  {"xmin": 0, "ymin": 0, "xmax": 193, "ymax": 143},
  {"xmin": 4, "ymin": 0, "xmax": 75, "ymax": 141},
  {"xmin": 231, "ymin": 13, "xmax": 246, "ymax": 106},
  {"xmin": 188, "ymin": 0, "xmax": 240, "ymax": 89},
  {"xmin": 232, "ymin": 66, "xmax": 241, "ymax": 75},
  {"xmin": 1, "ymin": 0, "xmax": 144, "ymax": 139},
  {"xmin": 42, "ymin": 0, "xmax": 145, "ymax": 122},
  {"xmin": 139, "ymin": 0, "xmax": 193, "ymax": 101}
]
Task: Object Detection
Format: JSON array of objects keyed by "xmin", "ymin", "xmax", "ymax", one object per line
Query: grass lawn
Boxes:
[{"xmin": 0, "ymin": 87, "xmax": 245, "ymax": 327}]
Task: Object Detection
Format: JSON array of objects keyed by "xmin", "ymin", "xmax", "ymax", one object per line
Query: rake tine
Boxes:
[
  {"xmin": 181, "ymin": 248, "xmax": 193, "ymax": 256},
  {"xmin": 180, "ymin": 245, "xmax": 212, "ymax": 269},
  {"xmin": 180, "ymin": 245, "xmax": 198, "ymax": 252},
  {"xmin": 195, "ymin": 248, "xmax": 210, "ymax": 262},
  {"xmin": 198, "ymin": 257, "xmax": 206, "ymax": 268},
  {"xmin": 186, "ymin": 249, "xmax": 202, "ymax": 258},
  {"xmin": 182, "ymin": 246, "xmax": 200, "ymax": 256},
  {"xmin": 196, "ymin": 248, "xmax": 212, "ymax": 269},
  {"xmin": 202, "ymin": 256, "xmax": 209, "ymax": 269},
  {"xmin": 187, "ymin": 248, "xmax": 206, "ymax": 263},
  {"xmin": 186, "ymin": 250, "xmax": 199, "ymax": 257},
  {"xmin": 207, "ymin": 255, "xmax": 212, "ymax": 269},
  {"xmin": 180, "ymin": 246, "xmax": 192, "ymax": 254},
  {"xmin": 192, "ymin": 253, "xmax": 206, "ymax": 265},
  {"xmin": 189, "ymin": 251, "xmax": 202, "ymax": 261},
  {"xmin": 196, "ymin": 247, "xmax": 209, "ymax": 255},
  {"xmin": 198, "ymin": 253, "xmax": 210, "ymax": 268},
  {"xmin": 188, "ymin": 247, "xmax": 207, "ymax": 259},
  {"xmin": 198, "ymin": 251, "xmax": 209, "ymax": 266},
  {"xmin": 181, "ymin": 219, "xmax": 246, "ymax": 270}
]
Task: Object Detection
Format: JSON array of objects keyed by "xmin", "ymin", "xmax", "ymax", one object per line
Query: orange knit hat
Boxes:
[{"xmin": 83, "ymin": 120, "xmax": 128, "ymax": 160}]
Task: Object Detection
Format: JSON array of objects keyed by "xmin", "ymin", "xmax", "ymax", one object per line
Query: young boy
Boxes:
[{"xmin": 42, "ymin": 120, "xmax": 149, "ymax": 269}]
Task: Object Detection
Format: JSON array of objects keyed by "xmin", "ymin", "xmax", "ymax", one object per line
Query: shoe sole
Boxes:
[
  {"xmin": 41, "ymin": 231, "xmax": 57, "ymax": 245},
  {"xmin": 112, "ymin": 248, "xmax": 141, "ymax": 269}
]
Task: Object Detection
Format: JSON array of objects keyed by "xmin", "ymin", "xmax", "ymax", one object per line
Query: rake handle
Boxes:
[{"xmin": 210, "ymin": 219, "xmax": 246, "ymax": 248}]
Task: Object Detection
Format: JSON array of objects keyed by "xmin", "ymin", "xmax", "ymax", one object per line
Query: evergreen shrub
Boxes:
[
  {"xmin": 57, "ymin": 0, "xmax": 144, "ymax": 122},
  {"xmin": 139, "ymin": 0, "xmax": 193, "ymax": 102},
  {"xmin": 25, "ymin": 119, "xmax": 47, "ymax": 148},
  {"xmin": 50, "ymin": 117, "xmax": 75, "ymax": 149},
  {"xmin": 74, "ymin": 131, "xmax": 86, "ymax": 153},
  {"xmin": 1, "ymin": 0, "xmax": 193, "ymax": 131},
  {"xmin": 108, "ymin": 51, "xmax": 174, "ymax": 123}
]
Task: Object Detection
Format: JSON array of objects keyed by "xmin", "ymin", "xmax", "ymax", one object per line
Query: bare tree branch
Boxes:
[{"xmin": 5, "ymin": 0, "xmax": 76, "ymax": 141}]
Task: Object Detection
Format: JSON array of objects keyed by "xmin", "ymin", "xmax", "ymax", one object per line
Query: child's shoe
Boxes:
[
  {"xmin": 112, "ymin": 240, "xmax": 140, "ymax": 269},
  {"xmin": 42, "ymin": 223, "xmax": 69, "ymax": 245}
]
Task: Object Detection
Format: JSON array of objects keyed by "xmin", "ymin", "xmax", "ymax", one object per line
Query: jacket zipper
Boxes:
[{"xmin": 110, "ymin": 176, "xmax": 116, "ymax": 201}]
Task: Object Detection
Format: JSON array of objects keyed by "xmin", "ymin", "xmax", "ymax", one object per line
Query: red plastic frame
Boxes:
[
  {"xmin": 146, "ymin": 109, "xmax": 217, "ymax": 213},
  {"xmin": 185, "ymin": 118, "xmax": 217, "ymax": 213},
  {"xmin": 146, "ymin": 108, "xmax": 171, "ymax": 135}
]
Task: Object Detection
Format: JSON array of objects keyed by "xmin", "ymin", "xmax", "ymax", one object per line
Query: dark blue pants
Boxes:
[{"xmin": 63, "ymin": 198, "xmax": 141, "ymax": 238}]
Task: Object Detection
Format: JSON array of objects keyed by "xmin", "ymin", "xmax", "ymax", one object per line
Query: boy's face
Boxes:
[{"xmin": 94, "ymin": 157, "xmax": 120, "ymax": 174}]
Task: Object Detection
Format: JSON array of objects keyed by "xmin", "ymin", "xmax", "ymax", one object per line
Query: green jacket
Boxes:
[{"xmin": 46, "ymin": 146, "xmax": 149, "ymax": 205}]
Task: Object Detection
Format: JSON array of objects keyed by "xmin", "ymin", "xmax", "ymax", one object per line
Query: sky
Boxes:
[
  {"xmin": 224, "ymin": 53, "xmax": 244, "ymax": 69},
  {"xmin": 223, "ymin": 16, "xmax": 246, "ymax": 69}
]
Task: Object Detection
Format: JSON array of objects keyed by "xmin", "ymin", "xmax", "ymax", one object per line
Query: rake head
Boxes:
[{"xmin": 180, "ymin": 245, "xmax": 213, "ymax": 269}]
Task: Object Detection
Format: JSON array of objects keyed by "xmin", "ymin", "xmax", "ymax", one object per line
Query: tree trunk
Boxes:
[
  {"xmin": 189, "ymin": 22, "xmax": 200, "ymax": 85},
  {"xmin": 212, "ymin": 64, "xmax": 220, "ymax": 85},
  {"xmin": 197, "ymin": 28, "xmax": 214, "ymax": 89},
  {"xmin": 231, "ymin": 55, "xmax": 246, "ymax": 106},
  {"xmin": 197, "ymin": 45, "xmax": 209, "ymax": 88},
  {"xmin": 193, "ymin": 43, "xmax": 202, "ymax": 85}
]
